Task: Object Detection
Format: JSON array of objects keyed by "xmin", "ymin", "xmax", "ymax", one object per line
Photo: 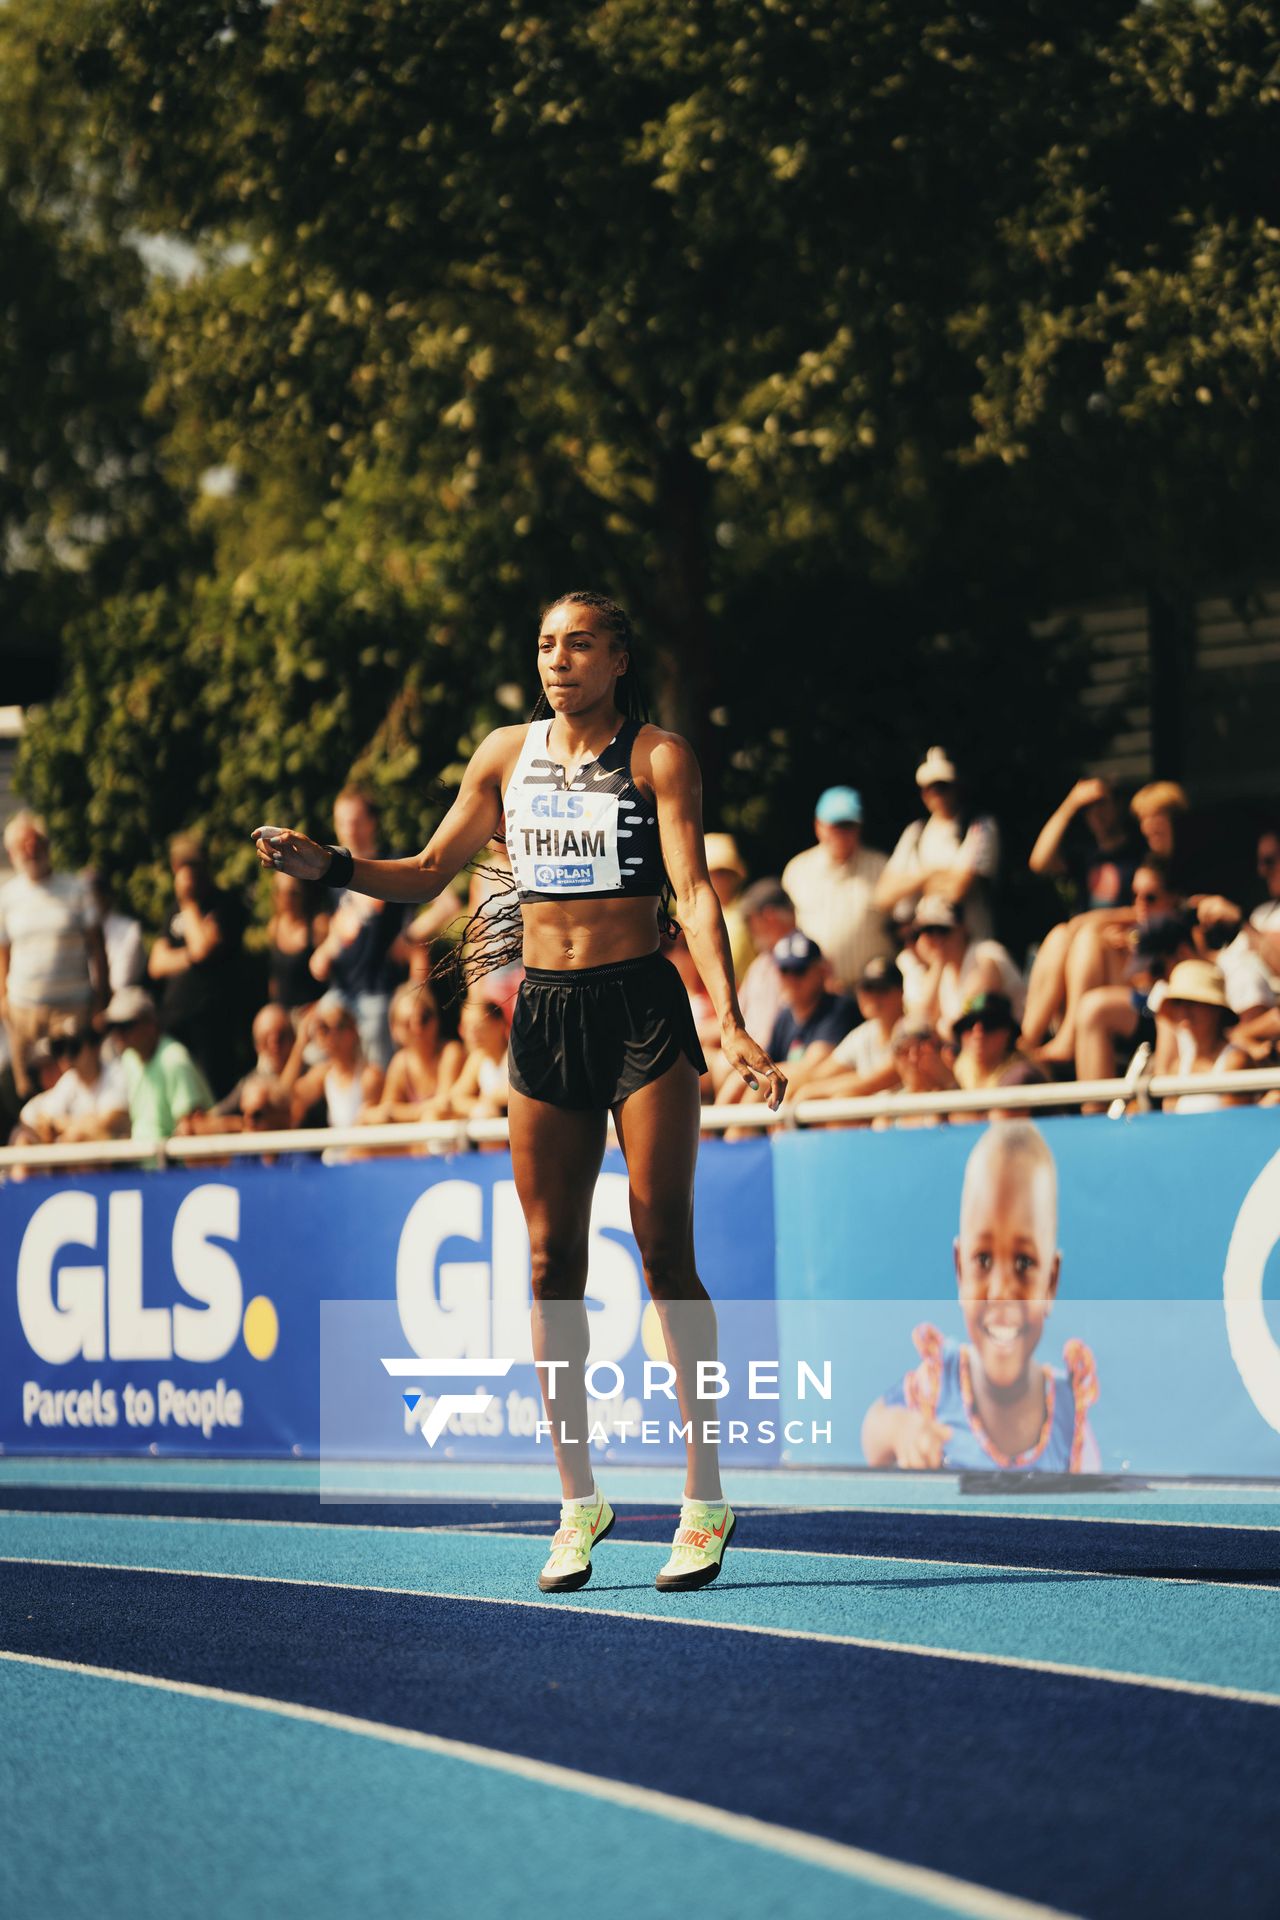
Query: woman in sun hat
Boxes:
[{"xmin": 1158, "ymin": 959, "xmax": 1249, "ymax": 1113}]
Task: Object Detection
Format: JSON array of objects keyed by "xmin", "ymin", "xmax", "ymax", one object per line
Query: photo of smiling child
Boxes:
[{"xmin": 862, "ymin": 1119, "xmax": 1099, "ymax": 1471}]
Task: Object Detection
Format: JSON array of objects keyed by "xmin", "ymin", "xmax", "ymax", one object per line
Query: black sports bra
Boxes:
[{"xmin": 503, "ymin": 718, "xmax": 666, "ymax": 902}]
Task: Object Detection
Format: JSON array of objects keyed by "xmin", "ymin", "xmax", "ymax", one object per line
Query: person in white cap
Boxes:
[
  {"xmin": 104, "ymin": 985, "xmax": 213, "ymax": 1141},
  {"xmin": 780, "ymin": 784, "xmax": 891, "ymax": 993},
  {"xmin": 874, "ymin": 748, "xmax": 1000, "ymax": 940}
]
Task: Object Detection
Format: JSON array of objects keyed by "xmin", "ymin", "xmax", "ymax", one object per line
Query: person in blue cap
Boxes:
[
  {"xmin": 780, "ymin": 784, "xmax": 892, "ymax": 992},
  {"xmin": 766, "ymin": 931, "xmax": 859, "ymax": 1075}
]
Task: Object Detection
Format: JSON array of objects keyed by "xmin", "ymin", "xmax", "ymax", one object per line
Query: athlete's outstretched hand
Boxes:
[
  {"xmin": 251, "ymin": 825, "xmax": 332, "ymax": 883},
  {"xmin": 723, "ymin": 1024, "xmax": 788, "ymax": 1111}
]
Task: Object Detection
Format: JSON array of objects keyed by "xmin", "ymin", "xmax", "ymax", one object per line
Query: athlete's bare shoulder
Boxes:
[
  {"xmin": 467, "ymin": 723, "xmax": 532, "ymax": 789},
  {"xmin": 632, "ymin": 723, "xmax": 700, "ymax": 795}
]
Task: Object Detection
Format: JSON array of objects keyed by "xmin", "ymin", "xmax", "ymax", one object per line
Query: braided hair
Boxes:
[{"xmin": 434, "ymin": 591, "xmax": 675, "ymax": 998}]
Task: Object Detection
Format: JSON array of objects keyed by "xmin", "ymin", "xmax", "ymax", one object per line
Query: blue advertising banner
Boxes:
[
  {"xmin": 771, "ymin": 1109, "xmax": 1280, "ymax": 1477},
  {"xmin": 0, "ymin": 1137, "xmax": 775, "ymax": 1461}
]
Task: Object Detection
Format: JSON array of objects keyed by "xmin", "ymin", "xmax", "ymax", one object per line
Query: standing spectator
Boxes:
[
  {"xmin": 359, "ymin": 981, "xmax": 463, "ymax": 1125},
  {"xmin": 875, "ymin": 748, "xmax": 1000, "ymax": 939},
  {"xmin": 310, "ymin": 787, "xmax": 408, "ymax": 1069},
  {"xmin": 900, "ymin": 900, "xmax": 1025, "ymax": 1039},
  {"xmin": 85, "ymin": 871, "xmax": 146, "ymax": 994},
  {"xmin": 105, "ymin": 986, "xmax": 213, "ymax": 1141},
  {"xmin": 17, "ymin": 1021, "xmax": 129, "ymax": 1144},
  {"xmin": 266, "ymin": 871, "xmax": 330, "ymax": 1014},
  {"xmin": 0, "ymin": 811, "xmax": 107, "ymax": 1097},
  {"xmin": 148, "ymin": 833, "xmax": 245, "ymax": 1098},
  {"xmin": 804, "ymin": 956, "xmax": 905, "ymax": 1103},
  {"xmin": 704, "ymin": 833, "xmax": 754, "ymax": 983},
  {"xmin": 782, "ymin": 786, "xmax": 891, "ymax": 992}
]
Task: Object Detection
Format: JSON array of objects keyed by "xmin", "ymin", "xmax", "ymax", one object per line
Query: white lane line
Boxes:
[
  {"xmin": 3, "ymin": 1553, "xmax": 1278, "ymax": 1710},
  {"xmin": 1, "ymin": 1509, "xmax": 1275, "ymax": 1595},
  {"xmin": 0, "ymin": 1648, "xmax": 1079, "ymax": 1920}
]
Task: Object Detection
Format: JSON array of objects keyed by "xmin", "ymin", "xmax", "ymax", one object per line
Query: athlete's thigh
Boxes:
[
  {"xmin": 507, "ymin": 1083, "xmax": 608, "ymax": 1248},
  {"xmin": 611, "ymin": 1057, "xmax": 702, "ymax": 1250}
]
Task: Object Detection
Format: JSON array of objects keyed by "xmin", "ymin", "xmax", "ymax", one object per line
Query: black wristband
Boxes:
[{"xmin": 324, "ymin": 844, "xmax": 355, "ymax": 887}]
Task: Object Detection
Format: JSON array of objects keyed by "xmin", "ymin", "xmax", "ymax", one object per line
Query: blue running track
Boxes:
[{"xmin": 1, "ymin": 1461, "xmax": 1277, "ymax": 1920}]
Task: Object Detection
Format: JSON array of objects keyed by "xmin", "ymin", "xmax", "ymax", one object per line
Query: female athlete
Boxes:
[{"xmin": 252, "ymin": 592, "xmax": 786, "ymax": 1593}]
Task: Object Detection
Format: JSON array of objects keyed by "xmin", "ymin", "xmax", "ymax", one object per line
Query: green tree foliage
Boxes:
[
  {"xmin": 9, "ymin": 0, "xmax": 1280, "ymax": 922},
  {"xmin": 0, "ymin": 1, "xmax": 185, "ymax": 705}
]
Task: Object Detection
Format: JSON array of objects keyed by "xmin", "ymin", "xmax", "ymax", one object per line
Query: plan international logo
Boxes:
[
  {"xmin": 381, "ymin": 1356, "xmax": 516, "ymax": 1446},
  {"xmin": 533, "ymin": 862, "xmax": 595, "ymax": 888}
]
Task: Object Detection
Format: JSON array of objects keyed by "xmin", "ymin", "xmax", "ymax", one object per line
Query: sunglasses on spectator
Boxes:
[{"xmin": 50, "ymin": 1031, "xmax": 92, "ymax": 1058}]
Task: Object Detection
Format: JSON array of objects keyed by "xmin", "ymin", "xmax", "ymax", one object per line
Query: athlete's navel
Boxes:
[{"xmin": 561, "ymin": 940, "xmax": 577, "ymax": 961}]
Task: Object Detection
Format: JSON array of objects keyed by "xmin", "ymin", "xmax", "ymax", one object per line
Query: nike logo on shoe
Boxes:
[{"xmin": 711, "ymin": 1514, "xmax": 728, "ymax": 1539}]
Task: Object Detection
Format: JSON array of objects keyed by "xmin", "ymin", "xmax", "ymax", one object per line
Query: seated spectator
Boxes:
[
  {"xmin": 1159, "ymin": 961, "xmax": 1251, "ymax": 1112},
  {"xmin": 266, "ymin": 871, "xmax": 330, "ymax": 1014},
  {"xmin": 1029, "ymin": 776, "xmax": 1142, "ymax": 911},
  {"xmin": 873, "ymin": 1018, "xmax": 956, "ymax": 1130},
  {"xmin": 952, "ymin": 994, "xmax": 1048, "ymax": 1114},
  {"xmin": 239, "ymin": 1073, "xmax": 290, "ymax": 1128},
  {"xmin": 16, "ymin": 1022, "xmax": 128, "ymax": 1145},
  {"xmin": 1035, "ymin": 857, "xmax": 1182, "ymax": 1063},
  {"xmin": 802, "ymin": 957, "xmax": 905, "ymax": 1104},
  {"xmin": 0, "ymin": 810, "xmax": 108, "ymax": 1098},
  {"xmin": 105, "ymin": 985, "xmax": 213, "ymax": 1142},
  {"xmin": 733, "ymin": 880, "xmax": 796, "ymax": 1064},
  {"xmin": 290, "ymin": 992, "xmax": 384, "ymax": 1130},
  {"xmin": 447, "ymin": 991, "xmax": 511, "ymax": 1119},
  {"xmin": 663, "ymin": 926, "xmax": 721, "ymax": 1089},
  {"xmin": 1131, "ymin": 780, "xmax": 1192, "ymax": 887},
  {"xmin": 782, "ymin": 786, "xmax": 891, "ymax": 992},
  {"xmin": 1022, "ymin": 778, "xmax": 1143, "ymax": 1047},
  {"xmin": 200, "ymin": 1002, "xmax": 303, "ymax": 1127},
  {"xmin": 1071, "ymin": 912, "xmax": 1197, "ymax": 1105},
  {"xmin": 7, "ymin": 1036, "xmax": 67, "ymax": 1147},
  {"xmin": 148, "ymin": 832, "xmax": 246, "ymax": 1098},
  {"xmin": 358, "ymin": 982, "xmax": 462, "ymax": 1125},
  {"xmin": 85, "ymin": 871, "xmax": 146, "ymax": 993},
  {"xmin": 899, "ymin": 899, "xmax": 1025, "ymax": 1040},
  {"xmin": 1195, "ymin": 828, "xmax": 1280, "ymax": 1007},
  {"xmin": 875, "ymin": 749, "xmax": 1000, "ymax": 939},
  {"xmin": 705, "ymin": 833, "xmax": 754, "ymax": 982},
  {"xmin": 766, "ymin": 933, "xmax": 858, "ymax": 1084},
  {"xmin": 310, "ymin": 787, "xmax": 408, "ymax": 1070}
]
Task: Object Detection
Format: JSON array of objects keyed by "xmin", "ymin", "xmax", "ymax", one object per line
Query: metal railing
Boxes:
[{"xmin": 2, "ymin": 1062, "xmax": 1278, "ymax": 1172}]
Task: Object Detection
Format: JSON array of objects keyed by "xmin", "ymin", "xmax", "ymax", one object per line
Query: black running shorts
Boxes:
[{"xmin": 508, "ymin": 950, "xmax": 709, "ymax": 1110}]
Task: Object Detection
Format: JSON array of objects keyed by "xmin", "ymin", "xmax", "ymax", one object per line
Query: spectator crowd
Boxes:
[{"xmin": 3, "ymin": 752, "xmax": 1279, "ymax": 1169}]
